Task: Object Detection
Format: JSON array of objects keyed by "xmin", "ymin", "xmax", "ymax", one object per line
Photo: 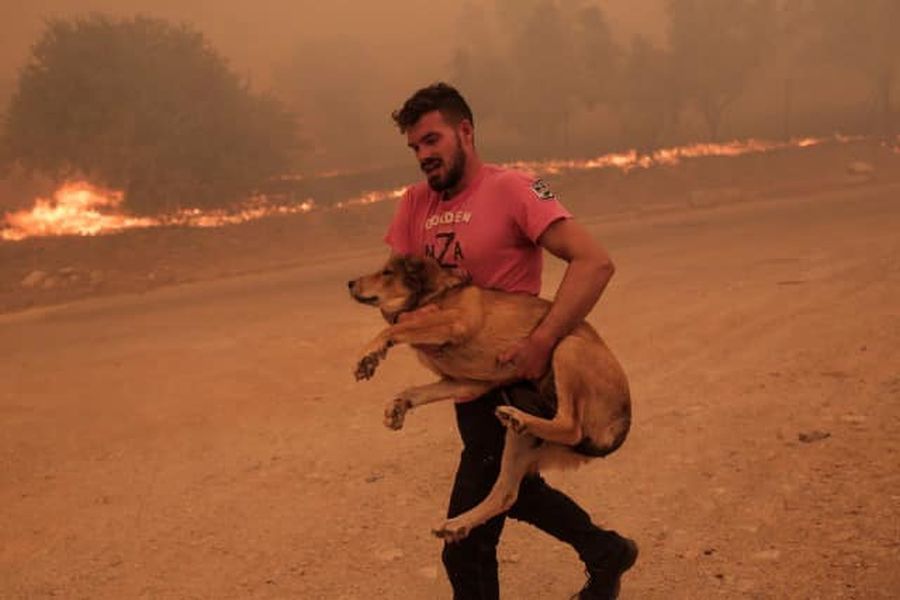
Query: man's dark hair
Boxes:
[{"xmin": 391, "ymin": 82, "xmax": 474, "ymax": 133}]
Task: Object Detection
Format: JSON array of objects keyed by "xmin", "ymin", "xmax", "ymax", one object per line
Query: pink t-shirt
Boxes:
[{"xmin": 385, "ymin": 164, "xmax": 571, "ymax": 295}]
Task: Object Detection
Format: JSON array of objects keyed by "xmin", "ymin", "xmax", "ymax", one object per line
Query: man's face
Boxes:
[{"xmin": 406, "ymin": 110, "xmax": 468, "ymax": 192}]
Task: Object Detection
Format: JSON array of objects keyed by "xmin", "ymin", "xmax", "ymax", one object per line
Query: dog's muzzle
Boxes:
[{"xmin": 348, "ymin": 280, "xmax": 379, "ymax": 306}]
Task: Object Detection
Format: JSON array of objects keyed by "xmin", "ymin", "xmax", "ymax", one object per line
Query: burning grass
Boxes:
[{"xmin": 0, "ymin": 134, "xmax": 878, "ymax": 242}]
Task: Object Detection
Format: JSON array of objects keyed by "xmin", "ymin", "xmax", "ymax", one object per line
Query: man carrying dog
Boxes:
[{"xmin": 385, "ymin": 82, "xmax": 637, "ymax": 600}]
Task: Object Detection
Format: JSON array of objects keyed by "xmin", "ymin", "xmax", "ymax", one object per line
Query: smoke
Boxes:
[{"xmin": 0, "ymin": 0, "xmax": 896, "ymax": 176}]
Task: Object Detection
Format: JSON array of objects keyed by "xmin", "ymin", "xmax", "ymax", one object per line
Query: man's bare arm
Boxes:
[
  {"xmin": 531, "ymin": 217, "xmax": 615, "ymax": 345},
  {"xmin": 498, "ymin": 218, "xmax": 614, "ymax": 379}
]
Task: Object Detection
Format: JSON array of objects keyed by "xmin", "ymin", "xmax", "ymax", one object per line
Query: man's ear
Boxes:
[{"xmin": 458, "ymin": 118, "xmax": 475, "ymax": 146}]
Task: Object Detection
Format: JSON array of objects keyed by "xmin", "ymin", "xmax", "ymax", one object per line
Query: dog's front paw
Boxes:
[
  {"xmin": 354, "ymin": 347, "xmax": 387, "ymax": 381},
  {"xmin": 432, "ymin": 518, "xmax": 471, "ymax": 543},
  {"xmin": 495, "ymin": 406, "xmax": 529, "ymax": 434},
  {"xmin": 354, "ymin": 353, "xmax": 378, "ymax": 381},
  {"xmin": 384, "ymin": 397, "xmax": 412, "ymax": 430},
  {"xmin": 354, "ymin": 339, "xmax": 395, "ymax": 381}
]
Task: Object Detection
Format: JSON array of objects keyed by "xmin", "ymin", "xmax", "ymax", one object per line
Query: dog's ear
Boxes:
[{"xmin": 398, "ymin": 255, "xmax": 432, "ymax": 297}]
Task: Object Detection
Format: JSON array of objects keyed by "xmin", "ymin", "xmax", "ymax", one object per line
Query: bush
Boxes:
[{"xmin": 1, "ymin": 15, "xmax": 300, "ymax": 214}]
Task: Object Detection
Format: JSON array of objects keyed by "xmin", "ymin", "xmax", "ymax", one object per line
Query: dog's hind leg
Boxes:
[
  {"xmin": 494, "ymin": 338, "xmax": 586, "ymax": 445},
  {"xmin": 384, "ymin": 379, "xmax": 493, "ymax": 430},
  {"xmin": 432, "ymin": 429, "xmax": 540, "ymax": 543},
  {"xmin": 495, "ymin": 401, "xmax": 582, "ymax": 445}
]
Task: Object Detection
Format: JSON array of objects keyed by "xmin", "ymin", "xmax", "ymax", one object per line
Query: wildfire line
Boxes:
[{"xmin": 0, "ymin": 134, "xmax": 879, "ymax": 241}]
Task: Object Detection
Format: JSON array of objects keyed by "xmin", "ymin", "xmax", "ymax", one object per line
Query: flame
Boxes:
[
  {"xmin": 1, "ymin": 182, "xmax": 156, "ymax": 241},
  {"xmin": 162, "ymin": 196, "xmax": 315, "ymax": 229},
  {"xmin": 0, "ymin": 134, "xmax": 877, "ymax": 241},
  {"xmin": 503, "ymin": 136, "xmax": 850, "ymax": 175},
  {"xmin": 885, "ymin": 135, "xmax": 900, "ymax": 154},
  {"xmin": 333, "ymin": 186, "xmax": 407, "ymax": 209},
  {"xmin": 0, "ymin": 183, "xmax": 316, "ymax": 241}
]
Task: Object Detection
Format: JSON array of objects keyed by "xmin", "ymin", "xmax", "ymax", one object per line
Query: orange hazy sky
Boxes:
[{"xmin": 0, "ymin": 1, "xmax": 665, "ymax": 91}]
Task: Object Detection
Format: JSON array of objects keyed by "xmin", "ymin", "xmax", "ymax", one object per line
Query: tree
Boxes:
[
  {"xmin": 667, "ymin": 0, "xmax": 777, "ymax": 140},
  {"xmin": 799, "ymin": 0, "xmax": 900, "ymax": 138},
  {"xmin": 498, "ymin": 0, "xmax": 620, "ymax": 154},
  {"xmin": 569, "ymin": 1, "xmax": 619, "ymax": 111},
  {"xmin": 450, "ymin": 1, "xmax": 511, "ymax": 126},
  {"xmin": 273, "ymin": 36, "xmax": 382, "ymax": 169},
  {"xmin": 1, "ymin": 15, "xmax": 300, "ymax": 214},
  {"xmin": 617, "ymin": 35, "xmax": 681, "ymax": 154},
  {"xmin": 503, "ymin": 0, "xmax": 576, "ymax": 148}
]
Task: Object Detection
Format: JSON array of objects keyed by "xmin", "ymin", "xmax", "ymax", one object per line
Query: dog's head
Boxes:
[{"xmin": 348, "ymin": 255, "xmax": 467, "ymax": 321}]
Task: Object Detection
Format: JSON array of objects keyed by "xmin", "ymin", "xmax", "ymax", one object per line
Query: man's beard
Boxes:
[{"xmin": 424, "ymin": 137, "xmax": 466, "ymax": 193}]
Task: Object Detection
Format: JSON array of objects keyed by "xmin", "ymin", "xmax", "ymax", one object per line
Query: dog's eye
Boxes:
[{"xmin": 381, "ymin": 269, "xmax": 394, "ymax": 276}]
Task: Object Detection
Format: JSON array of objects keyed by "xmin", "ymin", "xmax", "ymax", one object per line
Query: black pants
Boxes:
[{"xmin": 442, "ymin": 384, "xmax": 621, "ymax": 600}]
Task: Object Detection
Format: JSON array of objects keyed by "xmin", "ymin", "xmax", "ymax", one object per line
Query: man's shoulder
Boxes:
[
  {"xmin": 484, "ymin": 164, "xmax": 558, "ymax": 203},
  {"xmin": 484, "ymin": 164, "xmax": 537, "ymax": 188}
]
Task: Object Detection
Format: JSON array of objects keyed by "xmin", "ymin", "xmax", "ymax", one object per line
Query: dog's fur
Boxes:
[{"xmin": 348, "ymin": 254, "xmax": 631, "ymax": 541}]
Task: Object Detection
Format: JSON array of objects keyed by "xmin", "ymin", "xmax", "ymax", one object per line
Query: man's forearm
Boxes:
[{"xmin": 530, "ymin": 257, "xmax": 615, "ymax": 346}]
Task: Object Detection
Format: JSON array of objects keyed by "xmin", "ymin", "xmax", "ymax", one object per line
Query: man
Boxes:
[{"xmin": 384, "ymin": 82, "xmax": 637, "ymax": 599}]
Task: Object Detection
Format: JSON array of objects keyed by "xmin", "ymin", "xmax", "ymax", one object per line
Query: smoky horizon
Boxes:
[{"xmin": 0, "ymin": 0, "xmax": 897, "ymax": 223}]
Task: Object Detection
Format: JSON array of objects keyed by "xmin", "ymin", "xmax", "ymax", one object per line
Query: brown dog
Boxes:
[{"xmin": 348, "ymin": 254, "xmax": 631, "ymax": 541}]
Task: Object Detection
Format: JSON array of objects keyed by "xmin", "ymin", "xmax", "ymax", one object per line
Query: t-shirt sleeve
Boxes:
[
  {"xmin": 505, "ymin": 173, "xmax": 572, "ymax": 243},
  {"xmin": 384, "ymin": 187, "xmax": 414, "ymax": 255}
]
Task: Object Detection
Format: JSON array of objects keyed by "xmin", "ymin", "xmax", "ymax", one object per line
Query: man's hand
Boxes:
[{"xmin": 497, "ymin": 333, "xmax": 556, "ymax": 381}]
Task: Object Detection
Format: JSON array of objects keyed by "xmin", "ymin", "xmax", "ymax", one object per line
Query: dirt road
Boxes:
[{"xmin": 2, "ymin": 183, "xmax": 898, "ymax": 599}]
